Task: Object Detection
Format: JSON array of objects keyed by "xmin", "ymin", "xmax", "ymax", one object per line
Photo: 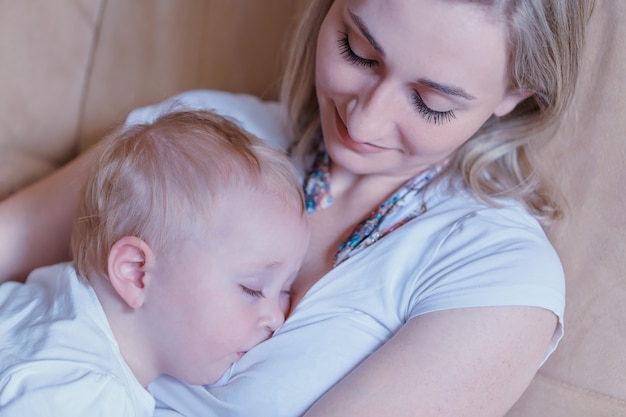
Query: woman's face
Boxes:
[{"xmin": 315, "ymin": 0, "xmax": 527, "ymax": 180}]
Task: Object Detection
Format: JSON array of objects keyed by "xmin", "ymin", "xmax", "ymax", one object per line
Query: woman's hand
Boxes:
[{"xmin": 303, "ymin": 306, "xmax": 556, "ymax": 417}]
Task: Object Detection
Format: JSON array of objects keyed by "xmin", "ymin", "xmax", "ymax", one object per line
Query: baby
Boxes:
[{"xmin": 0, "ymin": 110, "xmax": 310, "ymax": 416}]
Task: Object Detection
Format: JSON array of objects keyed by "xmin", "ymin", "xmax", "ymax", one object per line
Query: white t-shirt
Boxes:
[
  {"xmin": 126, "ymin": 90, "xmax": 565, "ymax": 417},
  {"xmin": 0, "ymin": 263, "xmax": 154, "ymax": 417}
]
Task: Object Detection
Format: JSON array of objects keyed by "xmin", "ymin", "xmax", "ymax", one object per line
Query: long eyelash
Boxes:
[
  {"xmin": 240, "ymin": 285, "xmax": 265, "ymax": 298},
  {"xmin": 337, "ymin": 32, "xmax": 376, "ymax": 69},
  {"xmin": 412, "ymin": 91, "xmax": 456, "ymax": 125}
]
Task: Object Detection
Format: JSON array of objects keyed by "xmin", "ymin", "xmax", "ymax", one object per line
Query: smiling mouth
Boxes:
[{"xmin": 334, "ymin": 109, "xmax": 386, "ymax": 154}]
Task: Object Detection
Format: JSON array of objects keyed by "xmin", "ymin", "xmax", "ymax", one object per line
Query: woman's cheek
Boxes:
[{"xmin": 316, "ymin": 57, "xmax": 342, "ymax": 96}]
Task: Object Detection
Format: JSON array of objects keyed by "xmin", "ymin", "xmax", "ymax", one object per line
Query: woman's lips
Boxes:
[{"xmin": 334, "ymin": 109, "xmax": 386, "ymax": 154}]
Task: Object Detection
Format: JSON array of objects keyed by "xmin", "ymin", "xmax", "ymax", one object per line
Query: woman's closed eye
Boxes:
[
  {"xmin": 412, "ymin": 91, "xmax": 456, "ymax": 125},
  {"xmin": 337, "ymin": 31, "xmax": 455, "ymax": 126},
  {"xmin": 337, "ymin": 32, "xmax": 377, "ymax": 69},
  {"xmin": 240, "ymin": 285, "xmax": 265, "ymax": 298}
]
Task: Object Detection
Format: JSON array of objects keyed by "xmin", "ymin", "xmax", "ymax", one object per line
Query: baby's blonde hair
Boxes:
[
  {"xmin": 281, "ymin": 0, "xmax": 594, "ymax": 223},
  {"xmin": 72, "ymin": 110, "xmax": 304, "ymax": 281}
]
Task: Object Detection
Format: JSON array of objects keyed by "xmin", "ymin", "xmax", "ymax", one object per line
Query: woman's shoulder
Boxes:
[
  {"xmin": 417, "ymin": 178, "xmax": 563, "ymax": 284},
  {"xmin": 405, "ymin": 178, "xmax": 565, "ymax": 354},
  {"xmin": 427, "ymin": 176, "xmax": 547, "ymax": 233}
]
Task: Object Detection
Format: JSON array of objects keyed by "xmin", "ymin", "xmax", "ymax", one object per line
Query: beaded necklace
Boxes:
[{"xmin": 303, "ymin": 150, "xmax": 447, "ymax": 266}]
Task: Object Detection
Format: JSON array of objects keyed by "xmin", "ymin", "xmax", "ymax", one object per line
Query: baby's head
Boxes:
[{"xmin": 72, "ymin": 110, "xmax": 310, "ymax": 386}]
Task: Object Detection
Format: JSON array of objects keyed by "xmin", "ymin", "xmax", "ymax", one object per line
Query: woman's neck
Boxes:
[{"xmin": 328, "ymin": 162, "xmax": 414, "ymax": 209}]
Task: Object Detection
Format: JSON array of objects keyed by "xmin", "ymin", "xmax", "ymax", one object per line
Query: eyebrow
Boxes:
[
  {"xmin": 349, "ymin": 9, "xmax": 384, "ymax": 56},
  {"xmin": 420, "ymin": 79, "xmax": 477, "ymax": 101},
  {"xmin": 254, "ymin": 261, "xmax": 281, "ymax": 270},
  {"xmin": 348, "ymin": 9, "xmax": 477, "ymax": 102}
]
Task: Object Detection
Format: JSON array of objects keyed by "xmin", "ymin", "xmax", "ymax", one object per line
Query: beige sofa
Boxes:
[{"xmin": 1, "ymin": 1, "xmax": 624, "ymax": 415}]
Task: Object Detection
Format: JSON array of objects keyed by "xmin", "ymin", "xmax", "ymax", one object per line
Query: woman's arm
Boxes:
[
  {"xmin": 303, "ymin": 306, "xmax": 556, "ymax": 417},
  {"xmin": 0, "ymin": 144, "xmax": 102, "ymax": 283}
]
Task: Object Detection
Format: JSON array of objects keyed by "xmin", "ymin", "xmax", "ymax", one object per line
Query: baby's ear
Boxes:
[{"xmin": 108, "ymin": 236, "xmax": 154, "ymax": 309}]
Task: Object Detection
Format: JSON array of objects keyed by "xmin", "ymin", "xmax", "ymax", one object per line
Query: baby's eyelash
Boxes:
[
  {"xmin": 240, "ymin": 285, "xmax": 265, "ymax": 298},
  {"xmin": 337, "ymin": 32, "xmax": 377, "ymax": 69},
  {"xmin": 412, "ymin": 91, "xmax": 456, "ymax": 125}
]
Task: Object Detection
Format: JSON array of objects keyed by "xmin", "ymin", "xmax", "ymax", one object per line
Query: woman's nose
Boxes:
[{"xmin": 346, "ymin": 80, "xmax": 396, "ymax": 142}]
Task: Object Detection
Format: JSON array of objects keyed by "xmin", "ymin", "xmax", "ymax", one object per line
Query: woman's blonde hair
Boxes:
[
  {"xmin": 72, "ymin": 110, "xmax": 304, "ymax": 281},
  {"xmin": 281, "ymin": 0, "xmax": 594, "ymax": 223}
]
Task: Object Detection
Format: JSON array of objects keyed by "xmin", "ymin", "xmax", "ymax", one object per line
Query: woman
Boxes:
[{"xmin": 0, "ymin": 0, "xmax": 593, "ymax": 416}]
